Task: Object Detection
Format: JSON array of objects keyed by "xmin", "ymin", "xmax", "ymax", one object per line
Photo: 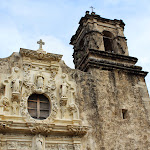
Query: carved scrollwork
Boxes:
[
  {"xmin": 46, "ymin": 77, "xmax": 56, "ymax": 93},
  {"xmin": 2, "ymin": 97, "xmax": 10, "ymax": 111},
  {"xmin": 50, "ymin": 65, "xmax": 59, "ymax": 78},
  {"xmin": 30, "ymin": 125, "xmax": 52, "ymax": 135},
  {"xmin": 60, "ymin": 97, "xmax": 68, "ymax": 107},
  {"xmin": 68, "ymin": 125, "xmax": 89, "ymax": 137}
]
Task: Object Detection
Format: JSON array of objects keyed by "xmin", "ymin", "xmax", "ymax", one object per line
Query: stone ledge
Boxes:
[
  {"xmin": 0, "ymin": 121, "xmax": 89, "ymax": 137},
  {"xmin": 76, "ymin": 49, "xmax": 148, "ymax": 76}
]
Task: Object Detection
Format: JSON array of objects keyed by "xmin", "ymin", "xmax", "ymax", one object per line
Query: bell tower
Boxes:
[{"xmin": 70, "ymin": 11, "xmax": 134, "ymax": 71}]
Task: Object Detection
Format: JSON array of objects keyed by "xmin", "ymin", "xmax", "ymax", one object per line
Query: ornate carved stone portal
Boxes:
[{"xmin": 0, "ymin": 40, "xmax": 88, "ymax": 150}]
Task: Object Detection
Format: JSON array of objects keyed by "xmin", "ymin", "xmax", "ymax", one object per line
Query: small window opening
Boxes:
[{"xmin": 122, "ymin": 109, "xmax": 128, "ymax": 119}]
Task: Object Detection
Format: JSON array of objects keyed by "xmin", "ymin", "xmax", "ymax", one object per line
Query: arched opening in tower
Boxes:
[{"xmin": 103, "ymin": 31, "xmax": 114, "ymax": 53}]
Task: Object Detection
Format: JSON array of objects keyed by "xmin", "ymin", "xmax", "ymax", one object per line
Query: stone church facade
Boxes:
[{"xmin": 0, "ymin": 11, "xmax": 150, "ymax": 150}]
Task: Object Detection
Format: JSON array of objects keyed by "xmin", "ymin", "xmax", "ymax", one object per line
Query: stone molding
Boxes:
[
  {"xmin": 20, "ymin": 48, "xmax": 62, "ymax": 61},
  {"xmin": 0, "ymin": 121, "xmax": 88, "ymax": 137},
  {"xmin": 76, "ymin": 49, "xmax": 148, "ymax": 76}
]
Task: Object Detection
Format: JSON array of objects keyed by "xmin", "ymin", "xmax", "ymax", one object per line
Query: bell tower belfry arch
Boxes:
[{"xmin": 70, "ymin": 11, "xmax": 129, "ymax": 71}]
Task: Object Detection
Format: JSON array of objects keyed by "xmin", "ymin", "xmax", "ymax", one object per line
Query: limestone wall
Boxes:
[{"xmin": 61, "ymin": 62, "xmax": 150, "ymax": 150}]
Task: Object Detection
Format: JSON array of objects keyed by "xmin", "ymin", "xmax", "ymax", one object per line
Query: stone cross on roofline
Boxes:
[
  {"xmin": 90, "ymin": 6, "xmax": 95, "ymax": 12},
  {"xmin": 37, "ymin": 39, "xmax": 46, "ymax": 54},
  {"xmin": 37, "ymin": 39, "xmax": 45, "ymax": 50}
]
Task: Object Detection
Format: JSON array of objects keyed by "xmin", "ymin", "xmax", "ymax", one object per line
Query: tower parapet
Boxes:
[{"xmin": 70, "ymin": 11, "xmax": 147, "ymax": 77}]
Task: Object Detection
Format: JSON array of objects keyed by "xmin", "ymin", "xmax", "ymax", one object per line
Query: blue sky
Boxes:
[{"xmin": 0, "ymin": 0, "xmax": 150, "ymax": 93}]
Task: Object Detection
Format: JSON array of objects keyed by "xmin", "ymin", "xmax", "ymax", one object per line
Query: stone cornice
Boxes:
[
  {"xmin": 79, "ymin": 14, "xmax": 125, "ymax": 27},
  {"xmin": 70, "ymin": 14, "xmax": 125, "ymax": 44},
  {"xmin": 20, "ymin": 48, "xmax": 62, "ymax": 62},
  {"xmin": 0, "ymin": 121, "xmax": 89, "ymax": 137},
  {"xmin": 88, "ymin": 49, "xmax": 138, "ymax": 64},
  {"xmin": 77, "ymin": 49, "xmax": 148, "ymax": 76}
]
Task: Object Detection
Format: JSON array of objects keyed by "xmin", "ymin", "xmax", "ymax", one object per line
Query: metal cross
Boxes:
[
  {"xmin": 90, "ymin": 6, "xmax": 95, "ymax": 12},
  {"xmin": 37, "ymin": 39, "xmax": 45, "ymax": 50}
]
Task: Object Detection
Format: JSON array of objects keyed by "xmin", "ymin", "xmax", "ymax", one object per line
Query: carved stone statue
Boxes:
[
  {"xmin": 61, "ymin": 74, "xmax": 70, "ymax": 98},
  {"xmin": 32, "ymin": 134, "xmax": 45, "ymax": 150},
  {"xmin": 61, "ymin": 81, "xmax": 68, "ymax": 98},
  {"xmin": 11, "ymin": 67, "xmax": 22, "ymax": 94},
  {"xmin": 37, "ymin": 75, "xmax": 44, "ymax": 90},
  {"xmin": 36, "ymin": 137, "xmax": 43, "ymax": 150},
  {"xmin": 12, "ymin": 101, "xmax": 18, "ymax": 115},
  {"xmin": 12, "ymin": 78, "xmax": 22, "ymax": 93}
]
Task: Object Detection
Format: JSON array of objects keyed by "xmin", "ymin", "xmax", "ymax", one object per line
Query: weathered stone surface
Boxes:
[
  {"xmin": 0, "ymin": 48, "xmax": 84, "ymax": 150},
  {"xmin": 0, "ymin": 12, "xmax": 150, "ymax": 150},
  {"xmin": 60, "ymin": 61, "xmax": 150, "ymax": 149}
]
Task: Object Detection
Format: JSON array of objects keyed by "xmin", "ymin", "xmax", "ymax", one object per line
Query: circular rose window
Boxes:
[{"xmin": 28, "ymin": 94, "xmax": 50, "ymax": 120}]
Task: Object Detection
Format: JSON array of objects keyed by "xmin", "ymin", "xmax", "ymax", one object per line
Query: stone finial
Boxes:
[
  {"xmin": 86, "ymin": 11, "xmax": 89, "ymax": 15},
  {"xmin": 91, "ymin": 12, "xmax": 95, "ymax": 15}
]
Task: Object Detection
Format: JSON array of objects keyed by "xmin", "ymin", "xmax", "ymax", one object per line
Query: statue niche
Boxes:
[
  {"xmin": 60, "ymin": 73, "xmax": 70, "ymax": 99},
  {"xmin": 37, "ymin": 76, "xmax": 44, "ymax": 90},
  {"xmin": 36, "ymin": 137, "xmax": 43, "ymax": 150},
  {"xmin": 11, "ymin": 67, "xmax": 22, "ymax": 95},
  {"xmin": 12, "ymin": 101, "xmax": 18, "ymax": 115},
  {"xmin": 60, "ymin": 73, "xmax": 70, "ymax": 119},
  {"xmin": 11, "ymin": 67, "xmax": 22, "ymax": 102},
  {"xmin": 35, "ymin": 73, "xmax": 45, "ymax": 93},
  {"xmin": 12, "ymin": 78, "xmax": 22, "ymax": 93}
]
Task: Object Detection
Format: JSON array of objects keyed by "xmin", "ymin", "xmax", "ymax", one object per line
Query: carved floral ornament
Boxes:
[{"xmin": 2, "ymin": 97, "xmax": 10, "ymax": 111}]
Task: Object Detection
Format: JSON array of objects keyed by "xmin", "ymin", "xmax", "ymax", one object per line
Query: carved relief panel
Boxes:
[
  {"xmin": 0, "ymin": 66, "xmax": 23, "ymax": 116},
  {"xmin": 21, "ymin": 61, "xmax": 59, "ymax": 123}
]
